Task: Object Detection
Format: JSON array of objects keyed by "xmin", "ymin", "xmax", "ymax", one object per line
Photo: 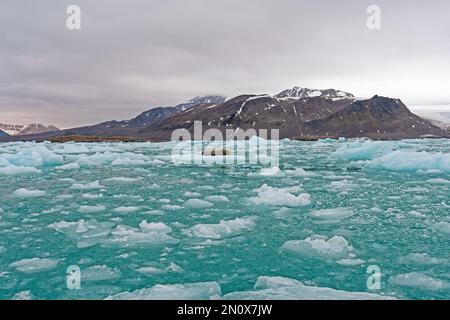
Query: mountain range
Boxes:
[
  {"xmin": 0, "ymin": 123, "xmax": 60, "ymax": 136},
  {"xmin": 1, "ymin": 87, "xmax": 447, "ymax": 142}
]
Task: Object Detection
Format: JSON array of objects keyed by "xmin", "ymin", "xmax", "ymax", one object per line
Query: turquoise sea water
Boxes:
[{"xmin": 0, "ymin": 139, "xmax": 449, "ymax": 300}]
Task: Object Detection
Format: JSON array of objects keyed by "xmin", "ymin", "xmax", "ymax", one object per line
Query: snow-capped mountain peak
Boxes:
[
  {"xmin": 275, "ymin": 87, "xmax": 355, "ymax": 101},
  {"xmin": 175, "ymin": 95, "xmax": 227, "ymax": 111}
]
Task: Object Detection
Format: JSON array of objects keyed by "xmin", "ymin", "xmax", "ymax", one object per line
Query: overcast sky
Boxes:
[{"xmin": 1, "ymin": 0, "xmax": 449, "ymax": 128}]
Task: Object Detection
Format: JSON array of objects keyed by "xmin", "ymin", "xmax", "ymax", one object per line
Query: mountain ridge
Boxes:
[
  {"xmin": 1, "ymin": 88, "xmax": 447, "ymax": 142},
  {"xmin": 0, "ymin": 123, "xmax": 60, "ymax": 136}
]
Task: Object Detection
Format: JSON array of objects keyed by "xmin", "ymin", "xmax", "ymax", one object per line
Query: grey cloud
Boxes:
[{"xmin": 0, "ymin": 0, "xmax": 449, "ymax": 128}]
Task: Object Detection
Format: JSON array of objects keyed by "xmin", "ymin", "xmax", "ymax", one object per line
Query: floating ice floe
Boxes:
[
  {"xmin": 285, "ymin": 168, "xmax": 317, "ymax": 177},
  {"xmin": 55, "ymin": 163, "xmax": 80, "ymax": 171},
  {"xmin": 81, "ymin": 193, "xmax": 103, "ymax": 200},
  {"xmin": 0, "ymin": 165, "xmax": 41, "ymax": 175},
  {"xmin": 248, "ymin": 184, "xmax": 311, "ymax": 207},
  {"xmin": 112, "ymin": 206, "xmax": 140, "ymax": 214},
  {"xmin": 426, "ymin": 178, "xmax": 450, "ymax": 184},
  {"xmin": 222, "ymin": 276, "xmax": 394, "ymax": 300},
  {"xmin": 281, "ymin": 234, "xmax": 355, "ymax": 261},
  {"xmin": 11, "ymin": 291, "xmax": 33, "ymax": 300},
  {"xmin": 49, "ymin": 219, "xmax": 178, "ymax": 248},
  {"xmin": 258, "ymin": 167, "xmax": 284, "ymax": 177},
  {"xmin": 81, "ymin": 265, "xmax": 121, "ymax": 282},
  {"xmin": 70, "ymin": 180, "xmax": 105, "ymax": 190},
  {"xmin": 184, "ymin": 191, "xmax": 201, "ymax": 198},
  {"xmin": 434, "ymin": 221, "xmax": 450, "ymax": 235},
  {"xmin": 103, "ymin": 221, "xmax": 178, "ymax": 247},
  {"xmin": 106, "ymin": 282, "xmax": 222, "ymax": 300},
  {"xmin": 0, "ymin": 145, "xmax": 63, "ymax": 167},
  {"xmin": 54, "ymin": 143, "xmax": 90, "ymax": 154},
  {"xmin": 103, "ymin": 177, "xmax": 142, "ymax": 183},
  {"xmin": 78, "ymin": 205, "xmax": 106, "ymax": 213},
  {"xmin": 183, "ymin": 216, "xmax": 257, "ymax": 240},
  {"xmin": 204, "ymin": 195, "xmax": 230, "ymax": 203},
  {"xmin": 136, "ymin": 262, "xmax": 183, "ymax": 275},
  {"xmin": 308, "ymin": 207, "xmax": 355, "ymax": 221},
  {"xmin": 327, "ymin": 180, "xmax": 354, "ymax": 192},
  {"xmin": 332, "ymin": 141, "xmax": 394, "ymax": 161},
  {"xmin": 111, "ymin": 158, "xmax": 147, "ymax": 166},
  {"xmin": 9, "ymin": 258, "xmax": 59, "ymax": 274},
  {"xmin": 161, "ymin": 204, "xmax": 183, "ymax": 211},
  {"xmin": 13, "ymin": 188, "xmax": 46, "ymax": 197},
  {"xmin": 366, "ymin": 150, "xmax": 450, "ymax": 173},
  {"xmin": 184, "ymin": 198, "xmax": 214, "ymax": 209},
  {"xmin": 398, "ymin": 253, "xmax": 447, "ymax": 266},
  {"xmin": 389, "ymin": 272, "xmax": 450, "ymax": 291},
  {"xmin": 272, "ymin": 207, "xmax": 293, "ymax": 217}
]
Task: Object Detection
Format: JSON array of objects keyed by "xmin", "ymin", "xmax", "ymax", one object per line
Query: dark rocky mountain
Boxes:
[
  {"xmin": 138, "ymin": 91, "xmax": 355, "ymax": 140},
  {"xmin": 44, "ymin": 95, "xmax": 227, "ymax": 137},
  {"xmin": 1, "ymin": 88, "xmax": 445, "ymax": 142},
  {"xmin": 303, "ymin": 96, "xmax": 443, "ymax": 139}
]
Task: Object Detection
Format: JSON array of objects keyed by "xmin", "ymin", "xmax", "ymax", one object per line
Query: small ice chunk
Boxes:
[
  {"xmin": 183, "ymin": 216, "xmax": 257, "ymax": 240},
  {"xmin": 398, "ymin": 253, "xmax": 446, "ymax": 266},
  {"xmin": 259, "ymin": 167, "xmax": 284, "ymax": 177},
  {"xmin": 111, "ymin": 158, "xmax": 146, "ymax": 166},
  {"xmin": 9, "ymin": 258, "xmax": 59, "ymax": 273},
  {"xmin": 12, "ymin": 291, "xmax": 33, "ymax": 300},
  {"xmin": 204, "ymin": 195, "xmax": 229, "ymax": 202},
  {"xmin": 104, "ymin": 177, "xmax": 141, "ymax": 183},
  {"xmin": 184, "ymin": 198, "xmax": 214, "ymax": 209},
  {"xmin": 106, "ymin": 282, "xmax": 221, "ymax": 300},
  {"xmin": 281, "ymin": 235, "xmax": 353, "ymax": 260},
  {"xmin": 0, "ymin": 166, "xmax": 41, "ymax": 175},
  {"xmin": 112, "ymin": 206, "xmax": 140, "ymax": 213},
  {"xmin": 13, "ymin": 188, "xmax": 46, "ymax": 197},
  {"xmin": 70, "ymin": 180, "xmax": 105, "ymax": 190},
  {"xmin": 426, "ymin": 178, "xmax": 450, "ymax": 184},
  {"xmin": 336, "ymin": 258, "xmax": 365, "ymax": 266},
  {"xmin": 309, "ymin": 208, "xmax": 354, "ymax": 220},
  {"xmin": 55, "ymin": 163, "xmax": 80, "ymax": 170},
  {"xmin": 78, "ymin": 205, "xmax": 106, "ymax": 213},
  {"xmin": 82, "ymin": 265, "xmax": 121, "ymax": 282},
  {"xmin": 249, "ymin": 184, "xmax": 311, "ymax": 207},
  {"xmin": 285, "ymin": 168, "xmax": 317, "ymax": 177},
  {"xmin": 184, "ymin": 191, "xmax": 201, "ymax": 197},
  {"xmin": 434, "ymin": 221, "xmax": 450, "ymax": 235},
  {"xmin": 390, "ymin": 273, "xmax": 449, "ymax": 291},
  {"xmin": 161, "ymin": 205, "xmax": 183, "ymax": 211}
]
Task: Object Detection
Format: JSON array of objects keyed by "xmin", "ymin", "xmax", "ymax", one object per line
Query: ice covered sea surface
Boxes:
[{"xmin": 0, "ymin": 139, "xmax": 449, "ymax": 300}]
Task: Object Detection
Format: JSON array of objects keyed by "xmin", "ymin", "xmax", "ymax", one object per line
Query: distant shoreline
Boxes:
[{"xmin": 1, "ymin": 134, "xmax": 449, "ymax": 143}]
